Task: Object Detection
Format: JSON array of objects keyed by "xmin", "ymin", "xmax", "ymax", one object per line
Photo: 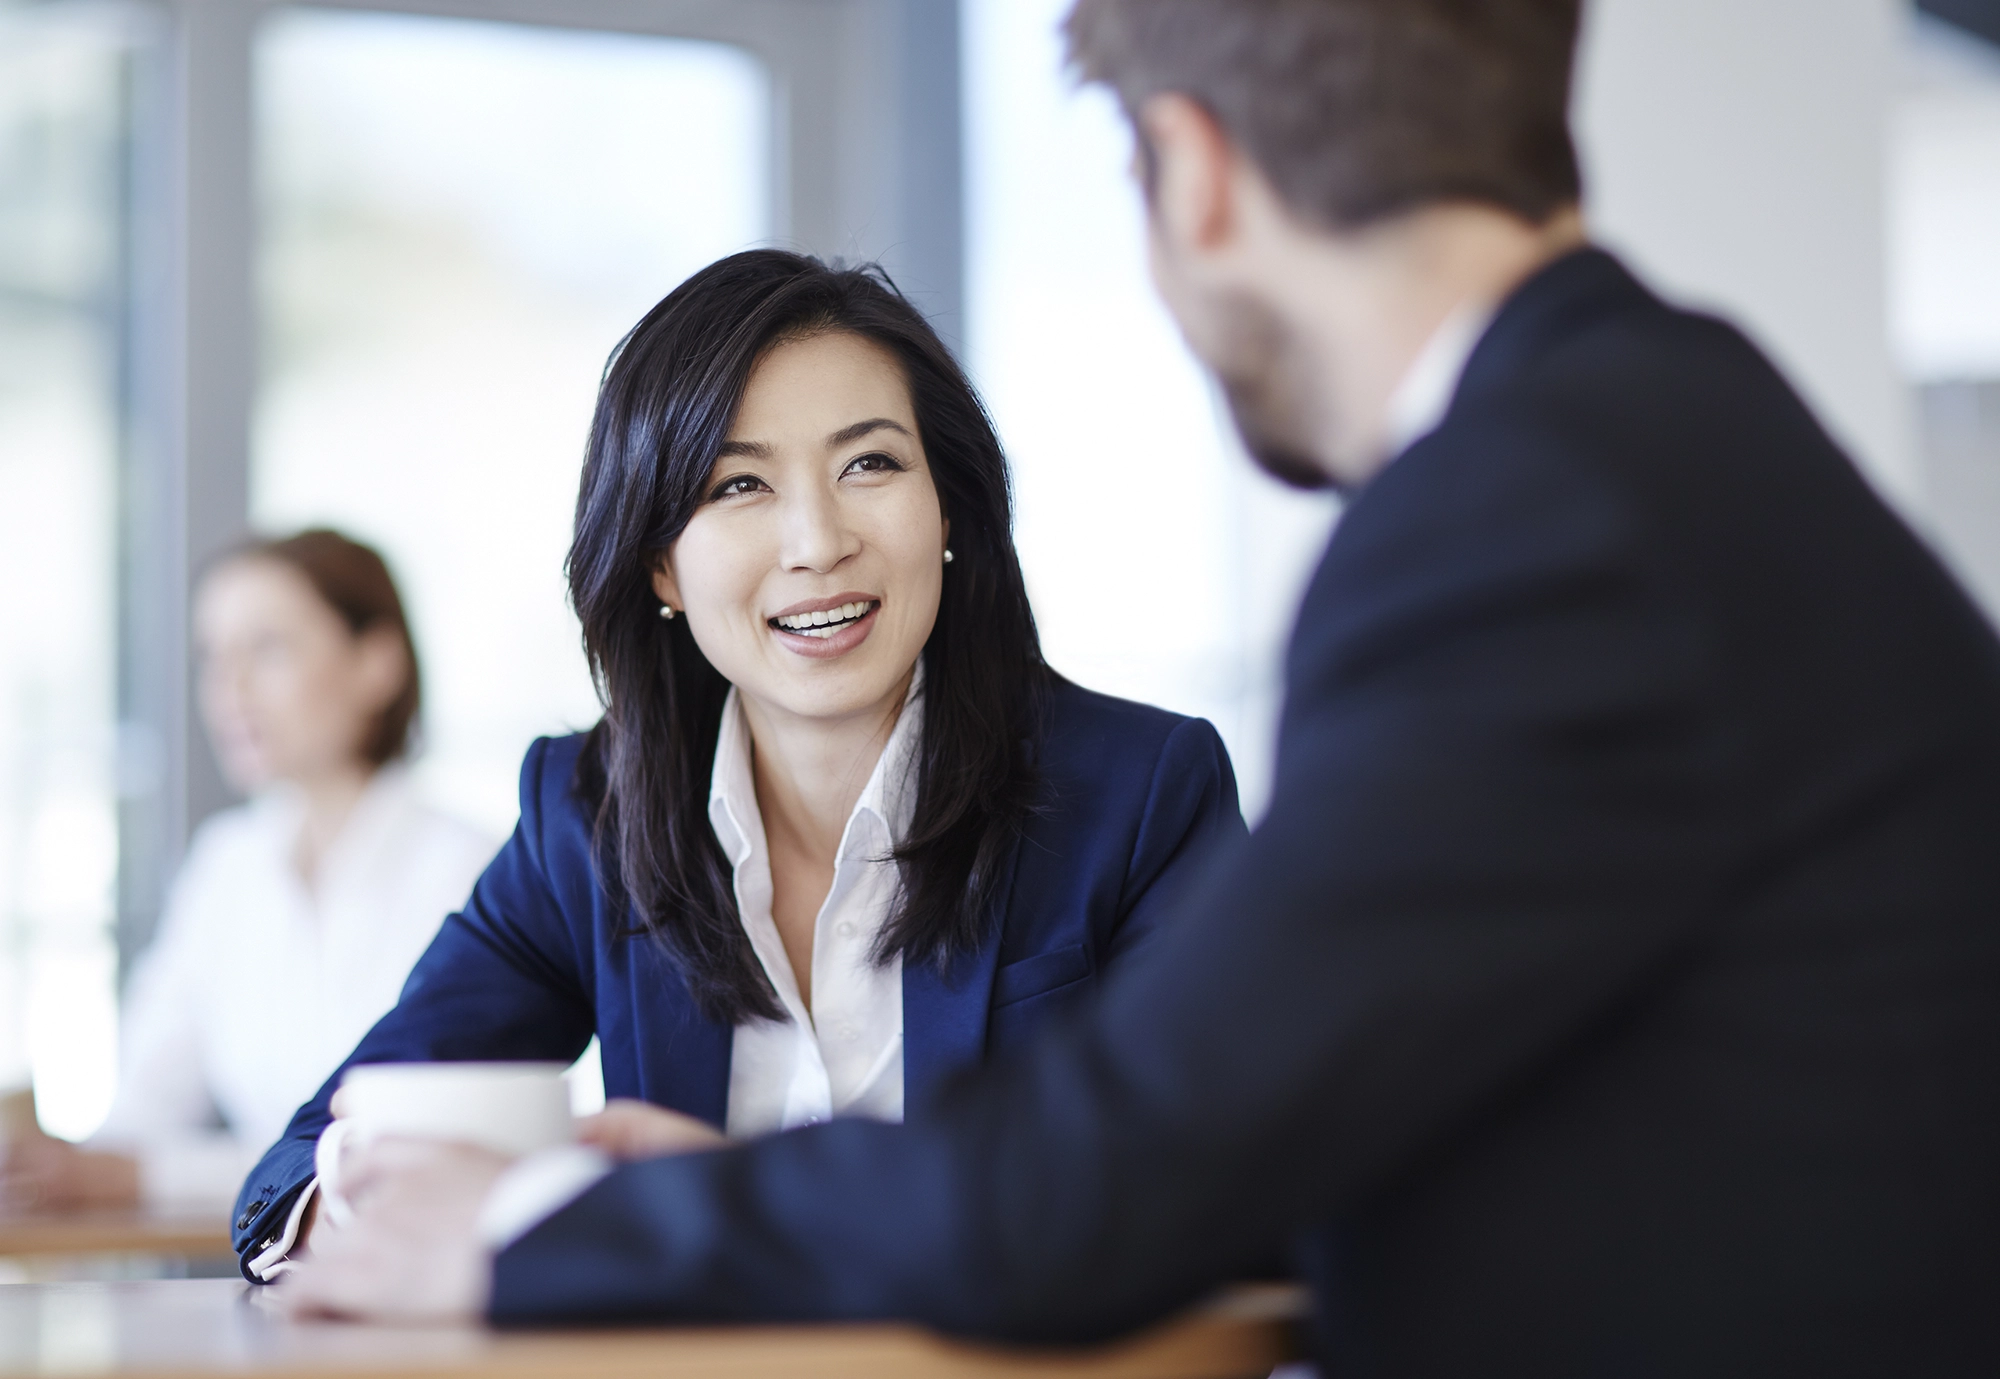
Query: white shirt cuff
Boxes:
[
  {"xmin": 246, "ymin": 1178, "xmax": 319, "ymax": 1280},
  {"xmin": 475, "ymin": 1144, "xmax": 612, "ymax": 1251}
]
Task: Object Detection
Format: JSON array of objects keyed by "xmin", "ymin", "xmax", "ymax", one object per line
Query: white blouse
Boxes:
[
  {"xmin": 90, "ymin": 766, "xmax": 496, "ymax": 1208},
  {"xmin": 710, "ymin": 672, "xmax": 921, "ymax": 1137}
]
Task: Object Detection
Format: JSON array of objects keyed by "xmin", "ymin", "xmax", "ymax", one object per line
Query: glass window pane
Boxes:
[
  {"xmin": 0, "ymin": 11, "xmax": 127, "ymax": 1138},
  {"xmin": 254, "ymin": 10, "xmax": 771, "ymax": 834}
]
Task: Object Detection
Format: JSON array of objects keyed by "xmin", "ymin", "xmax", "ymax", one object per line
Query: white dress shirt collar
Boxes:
[
  {"xmin": 706, "ymin": 666, "xmax": 924, "ymax": 1138},
  {"xmin": 706, "ymin": 666, "xmax": 925, "ymax": 890},
  {"xmin": 1382, "ymin": 296, "xmax": 1498, "ymax": 461}
]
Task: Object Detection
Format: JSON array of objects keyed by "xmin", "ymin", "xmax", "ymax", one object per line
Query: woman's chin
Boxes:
[{"xmin": 742, "ymin": 653, "xmax": 917, "ymax": 727}]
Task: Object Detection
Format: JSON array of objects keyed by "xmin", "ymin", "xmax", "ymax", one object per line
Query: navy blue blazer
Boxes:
[
  {"xmin": 231, "ymin": 679, "xmax": 1241, "ymax": 1268},
  {"xmin": 479, "ymin": 251, "xmax": 2000, "ymax": 1375}
]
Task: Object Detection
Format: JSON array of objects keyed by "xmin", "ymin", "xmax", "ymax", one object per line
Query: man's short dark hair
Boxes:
[{"xmin": 1064, "ymin": 0, "xmax": 1584, "ymax": 229}]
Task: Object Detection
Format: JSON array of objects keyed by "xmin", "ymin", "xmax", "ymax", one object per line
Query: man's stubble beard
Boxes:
[{"xmin": 1203, "ymin": 287, "xmax": 1342, "ymax": 495}]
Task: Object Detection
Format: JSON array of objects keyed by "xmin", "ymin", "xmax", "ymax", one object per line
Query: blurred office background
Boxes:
[{"xmin": 3, "ymin": 0, "xmax": 2000, "ymax": 1140}]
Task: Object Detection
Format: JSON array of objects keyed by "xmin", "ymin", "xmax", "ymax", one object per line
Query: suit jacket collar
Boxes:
[
  {"xmin": 1449, "ymin": 246, "xmax": 1654, "ymax": 421},
  {"xmin": 901, "ymin": 832, "xmax": 1020, "ymax": 1114},
  {"xmin": 662, "ymin": 1007, "xmax": 734, "ymax": 1130}
]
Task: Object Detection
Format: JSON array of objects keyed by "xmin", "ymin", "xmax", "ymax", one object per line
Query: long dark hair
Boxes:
[{"xmin": 568, "ymin": 250, "xmax": 1051, "ymax": 1024}]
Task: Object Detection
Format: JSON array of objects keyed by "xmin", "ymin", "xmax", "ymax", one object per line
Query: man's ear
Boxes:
[
  {"xmin": 1136, "ymin": 93, "xmax": 1238, "ymax": 257},
  {"xmin": 650, "ymin": 556, "xmax": 682, "ymax": 612}
]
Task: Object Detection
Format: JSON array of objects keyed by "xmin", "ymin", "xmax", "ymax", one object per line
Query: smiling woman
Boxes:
[
  {"xmin": 230, "ymin": 252, "xmax": 1248, "ymax": 1288},
  {"xmin": 565, "ymin": 253, "xmax": 1076, "ymax": 1037}
]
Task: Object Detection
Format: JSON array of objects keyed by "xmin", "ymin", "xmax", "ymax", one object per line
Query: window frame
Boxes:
[{"xmin": 107, "ymin": 0, "xmax": 961, "ymax": 967}]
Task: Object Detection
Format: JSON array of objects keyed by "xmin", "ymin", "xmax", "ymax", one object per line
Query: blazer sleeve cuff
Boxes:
[{"xmin": 246, "ymin": 1178, "xmax": 318, "ymax": 1280}]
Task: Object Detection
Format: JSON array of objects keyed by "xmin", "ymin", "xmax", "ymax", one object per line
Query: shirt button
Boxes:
[
  {"xmin": 836, "ymin": 1023, "xmax": 858, "ymax": 1040},
  {"xmin": 836, "ymin": 921, "xmax": 856, "ymax": 938}
]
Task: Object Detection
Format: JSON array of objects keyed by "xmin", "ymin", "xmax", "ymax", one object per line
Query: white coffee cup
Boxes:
[{"xmin": 314, "ymin": 1062, "xmax": 574, "ymax": 1226}]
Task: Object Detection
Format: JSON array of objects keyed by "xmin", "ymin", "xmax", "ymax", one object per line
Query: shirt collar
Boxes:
[
  {"xmin": 1382, "ymin": 297, "xmax": 1499, "ymax": 460},
  {"xmin": 707, "ymin": 664, "xmax": 927, "ymax": 867}
]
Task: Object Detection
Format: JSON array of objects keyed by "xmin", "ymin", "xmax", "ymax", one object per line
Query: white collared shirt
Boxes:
[
  {"xmin": 709, "ymin": 672, "xmax": 920, "ymax": 1137},
  {"xmin": 1383, "ymin": 297, "xmax": 1498, "ymax": 460}
]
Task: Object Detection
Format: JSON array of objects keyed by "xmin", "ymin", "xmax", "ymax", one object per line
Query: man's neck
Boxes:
[{"xmin": 1273, "ymin": 204, "xmax": 1587, "ymax": 489}]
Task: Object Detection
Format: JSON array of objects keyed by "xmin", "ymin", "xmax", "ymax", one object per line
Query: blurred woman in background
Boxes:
[{"xmin": 0, "ymin": 529, "xmax": 496, "ymax": 1212}]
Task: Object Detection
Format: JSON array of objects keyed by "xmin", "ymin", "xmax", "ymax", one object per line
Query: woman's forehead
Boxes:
[
  {"xmin": 729, "ymin": 331, "xmax": 916, "ymax": 447},
  {"xmin": 196, "ymin": 557, "xmax": 338, "ymax": 634}
]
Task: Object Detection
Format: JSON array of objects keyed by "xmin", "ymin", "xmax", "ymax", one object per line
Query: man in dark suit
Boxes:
[{"xmin": 284, "ymin": 1, "xmax": 2000, "ymax": 1370}]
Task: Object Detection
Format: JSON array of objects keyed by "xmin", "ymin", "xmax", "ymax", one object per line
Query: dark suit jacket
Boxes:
[
  {"xmin": 484, "ymin": 251, "xmax": 2000, "ymax": 1376},
  {"xmin": 229, "ymin": 680, "xmax": 1242, "ymax": 1267}
]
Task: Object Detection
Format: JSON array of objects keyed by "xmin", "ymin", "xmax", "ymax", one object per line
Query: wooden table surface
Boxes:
[
  {"xmin": 0, "ymin": 1210, "xmax": 234, "ymax": 1260},
  {"xmin": 0, "ymin": 1278, "xmax": 1303, "ymax": 1379}
]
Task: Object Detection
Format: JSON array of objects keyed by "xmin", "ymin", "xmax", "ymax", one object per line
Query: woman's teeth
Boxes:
[{"xmin": 772, "ymin": 601, "xmax": 875, "ymax": 638}]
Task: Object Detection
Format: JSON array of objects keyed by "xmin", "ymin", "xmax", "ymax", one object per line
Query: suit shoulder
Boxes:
[
  {"xmin": 1485, "ymin": 292, "xmax": 1811, "ymax": 455},
  {"xmin": 528, "ymin": 731, "xmax": 591, "ymax": 786},
  {"xmin": 1028, "ymin": 682, "xmax": 1243, "ymax": 884},
  {"xmin": 1044, "ymin": 678, "xmax": 1210, "ymax": 742},
  {"xmin": 515, "ymin": 732, "xmax": 597, "ymax": 841},
  {"xmin": 1039, "ymin": 679, "xmax": 1230, "ymax": 780}
]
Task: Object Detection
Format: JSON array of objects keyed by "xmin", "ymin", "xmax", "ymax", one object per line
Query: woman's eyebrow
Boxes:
[
  {"xmin": 827, "ymin": 417, "xmax": 914, "ymax": 447},
  {"xmin": 716, "ymin": 438, "xmax": 772, "ymax": 459}
]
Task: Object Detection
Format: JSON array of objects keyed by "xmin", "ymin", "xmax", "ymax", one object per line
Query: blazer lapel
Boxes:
[
  {"xmin": 902, "ymin": 837, "xmax": 1020, "ymax": 1115},
  {"xmin": 663, "ymin": 1016, "xmax": 733, "ymax": 1129},
  {"xmin": 626, "ymin": 940, "xmax": 735, "ymax": 1130}
]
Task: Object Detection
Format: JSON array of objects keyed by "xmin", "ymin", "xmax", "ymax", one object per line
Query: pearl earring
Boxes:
[
  {"xmin": 942, "ymin": 549, "xmax": 955, "ymax": 564},
  {"xmin": 658, "ymin": 604, "xmax": 676, "ymax": 620}
]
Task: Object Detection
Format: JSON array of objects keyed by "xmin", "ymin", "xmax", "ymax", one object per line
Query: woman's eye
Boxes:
[
  {"xmin": 709, "ymin": 474, "xmax": 769, "ymax": 500},
  {"xmin": 843, "ymin": 451, "xmax": 905, "ymax": 477}
]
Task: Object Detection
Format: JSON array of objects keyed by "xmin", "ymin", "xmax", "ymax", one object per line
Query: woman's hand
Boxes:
[
  {"xmin": 276, "ymin": 1137, "xmax": 504, "ymax": 1322},
  {"xmin": 575, "ymin": 1098, "xmax": 729, "ymax": 1160},
  {"xmin": 0, "ymin": 1130, "xmax": 141, "ymax": 1212}
]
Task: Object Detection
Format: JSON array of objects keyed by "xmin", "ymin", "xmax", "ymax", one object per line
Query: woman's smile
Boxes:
[{"xmin": 768, "ymin": 593, "xmax": 883, "ymax": 658}]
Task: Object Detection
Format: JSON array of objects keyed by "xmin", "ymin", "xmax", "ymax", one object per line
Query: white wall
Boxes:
[
  {"xmin": 1575, "ymin": 0, "xmax": 1919, "ymax": 507},
  {"xmin": 1890, "ymin": 17, "xmax": 2000, "ymax": 621},
  {"xmin": 1892, "ymin": 14, "xmax": 2000, "ymax": 382}
]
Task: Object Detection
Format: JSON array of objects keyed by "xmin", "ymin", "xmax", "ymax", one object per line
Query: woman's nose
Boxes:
[{"xmin": 778, "ymin": 484, "xmax": 860, "ymax": 573}]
